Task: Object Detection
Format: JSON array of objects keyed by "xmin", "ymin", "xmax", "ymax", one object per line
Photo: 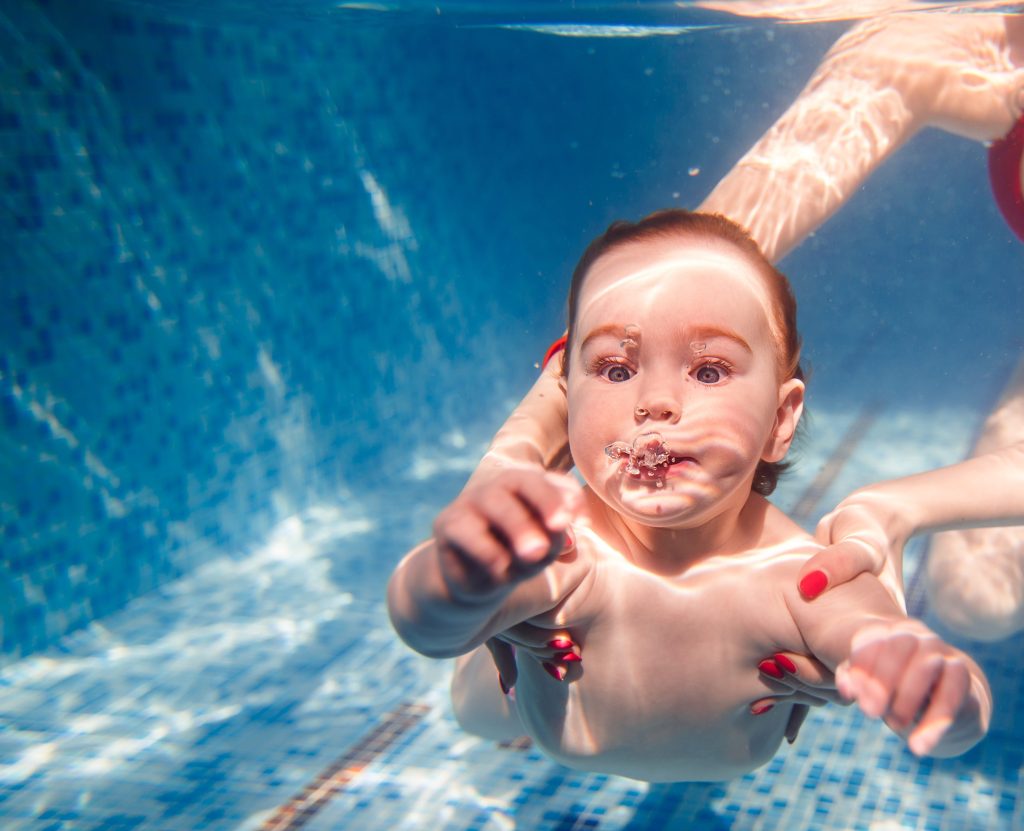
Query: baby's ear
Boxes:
[{"xmin": 763, "ymin": 378, "xmax": 805, "ymax": 463}]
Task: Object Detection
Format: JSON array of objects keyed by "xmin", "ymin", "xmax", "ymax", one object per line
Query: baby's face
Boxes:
[{"xmin": 566, "ymin": 236, "xmax": 795, "ymax": 528}]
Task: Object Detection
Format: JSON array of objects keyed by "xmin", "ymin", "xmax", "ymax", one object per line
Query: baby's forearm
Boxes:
[{"xmin": 386, "ymin": 541, "xmax": 508, "ymax": 659}]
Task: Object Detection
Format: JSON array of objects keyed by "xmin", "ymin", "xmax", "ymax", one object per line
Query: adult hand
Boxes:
[
  {"xmin": 753, "ymin": 651, "xmax": 846, "ymax": 743},
  {"xmin": 488, "ymin": 621, "xmax": 583, "ymax": 692},
  {"xmin": 796, "ymin": 492, "xmax": 909, "ymax": 607}
]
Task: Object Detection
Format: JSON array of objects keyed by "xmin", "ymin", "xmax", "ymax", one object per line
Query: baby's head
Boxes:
[{"xmin": 561, "ymin": 209, "xmax": 805, "ymax": 526}]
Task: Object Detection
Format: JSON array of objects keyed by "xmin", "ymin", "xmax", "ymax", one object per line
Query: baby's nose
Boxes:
[{"xmin": 633, "ymin": 394, "xmax": 680, "ymax": 423}]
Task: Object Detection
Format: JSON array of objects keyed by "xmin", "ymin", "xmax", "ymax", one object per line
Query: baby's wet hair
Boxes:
[{"xmin": 563, "ymin": 208, "xmax": 804, "ymax": 496}]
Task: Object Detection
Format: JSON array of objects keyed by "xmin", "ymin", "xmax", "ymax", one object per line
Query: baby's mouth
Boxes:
[{"xmin": 605, "ymin": 433, "xmax": 691, "ymax": 486}]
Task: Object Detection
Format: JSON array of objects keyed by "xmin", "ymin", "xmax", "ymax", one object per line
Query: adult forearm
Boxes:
[
  {"xmin": 700, "ymin": 26, "xmax": 919, "ymax": 262},
  {"xmin": 463, "ymin": 359, "xmax": 571, "ymax": 491},
  {"xmin": 844, "ymin": 443, "xmax": 1024, "ymax": 539}
]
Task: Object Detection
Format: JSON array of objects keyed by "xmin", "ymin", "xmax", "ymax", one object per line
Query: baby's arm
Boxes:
[
  {"xmin": 797, "ymin": 442, "xmax": 1024, "ymax": 600},
  {"xmin": 387, "ymin": 468, "xmax": 584, "ymax": 659},
  {"xmin": 790, "ymin": 573, "xmax": 992, "ymax": 758}
]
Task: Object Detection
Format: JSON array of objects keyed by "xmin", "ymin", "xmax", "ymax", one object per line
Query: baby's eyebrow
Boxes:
[
  {"xmin": 579, "ymin": 324, "xmax": 637, "ymax": 352},
  {"xmin": 687, "ymin": 326, "xmax": 752, "ymax": 355}
]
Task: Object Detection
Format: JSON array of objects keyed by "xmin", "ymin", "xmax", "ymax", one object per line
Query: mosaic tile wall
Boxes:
[
  {"xmin": 1, "ymin": 0, "xmax": 551, "ymax": 661},
  {"xmin": 4, "ymin": 0, "xmax": 1022, "ymax": 670},
  {"xmin": 1, "ymin": 0, "xmax": 837, "ymax": 664}
]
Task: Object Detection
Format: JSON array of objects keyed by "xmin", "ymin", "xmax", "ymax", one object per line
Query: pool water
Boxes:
[{"xmin": 2, "ymin": 1, "xmax": 1022, "ymax": 828}]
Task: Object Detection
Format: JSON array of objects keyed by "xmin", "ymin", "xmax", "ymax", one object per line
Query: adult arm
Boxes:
[
  {"xmin": 702, "ymin": 12, "xmax": 1024, "ymax": 262},
  {"xmin": 798, "ymin": 442, "xmax": 1024, "ymax": 600}
]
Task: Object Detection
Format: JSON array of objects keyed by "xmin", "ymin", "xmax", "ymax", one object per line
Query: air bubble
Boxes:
[{"xmin": 605, "ymin": 432, "xmax": 671, "ymax": 482}]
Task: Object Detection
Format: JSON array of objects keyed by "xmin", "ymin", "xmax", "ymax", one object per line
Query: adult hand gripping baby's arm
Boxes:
[
  {"xmin": 752, "ymin": 651, "xmax": 847, "ymax": 744},
  {"xmin": 796, "ymin": 490, "xmax": 910, "ymax": 605},
  {"xmin": 797, "ymin": 444, "xmax": 1024, "ymax": 604}
]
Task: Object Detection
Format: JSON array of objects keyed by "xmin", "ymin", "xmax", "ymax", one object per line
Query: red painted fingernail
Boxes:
[
  {"xmin": 751, "ymin": 701, "xmax": 775, "ymax": 715},
  {"xmin": 556, "ymin": 651, "xmax": 582, "ymax": 663},
  {"xmin": 773, "ymin": 654, "xmax": 797, "ymax": 674},
  {"xmin": 499, "ymin": 674, "xmax": 511, "ymax": 695},
  {"xmin": 758, "ymin": 659, "xmax": 784, "ymax": 679},
  {"xmin": 543, "ymin": 662, "xmax": 566, "ymax": 681},
  {"xmin": 548, "ymin": 637, "xmax": 574, "ymax": 650},
  {"xmin": 799, "ymin": 570, "xmax": 828, "ymax": 599},
  {"xmin": 563, "ymin": 527, "xmax": 576, "ymax": 550}
]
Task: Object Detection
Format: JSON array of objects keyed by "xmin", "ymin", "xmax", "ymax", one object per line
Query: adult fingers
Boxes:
[
  {"xmin": 758, "ymin": 653, "xmax": 843, "ymax": 705},
  {"xmin": 798, "ymin": 538, "xmax": 884, "ymax": 600},
  {"xmin": 785, "ymin": 704, "xmax": 811, "ymax": 744},
  {"xmin": 496, "ymin": 623, "xmax": 580, "ymax": 658},
  {"xmin": 486, "ymin": 637, "xmax": 518, "ymax": 694}
]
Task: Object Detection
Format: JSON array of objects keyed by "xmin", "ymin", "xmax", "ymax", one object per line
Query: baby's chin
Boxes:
[{"xmin": 596, "ymin": 478, "xmax": 719, "ymax": 527}]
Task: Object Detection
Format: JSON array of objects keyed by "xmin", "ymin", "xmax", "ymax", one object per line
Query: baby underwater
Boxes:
[{"xmin": 387, "ymin": 210, "xmax": 991, "ymax": 783}]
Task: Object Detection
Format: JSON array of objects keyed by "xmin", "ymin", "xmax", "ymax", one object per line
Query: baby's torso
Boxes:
[{"xmin": 513, "ymin": 520, "xmax": 819, "ymax": 782}]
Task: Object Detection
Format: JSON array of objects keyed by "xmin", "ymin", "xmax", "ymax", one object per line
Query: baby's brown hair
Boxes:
[{"xmin": 562, "ymin": 209, "xmax": 803, "ymax": 496}]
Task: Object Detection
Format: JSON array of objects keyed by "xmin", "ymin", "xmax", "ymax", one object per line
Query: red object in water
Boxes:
[{"xmin": 988, "ymin": 112, "xmax": 1024, "ymax": 243}]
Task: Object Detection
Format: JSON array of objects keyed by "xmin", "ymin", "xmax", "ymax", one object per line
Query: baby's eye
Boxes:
[
  {"xmin": 693, "ymin": 362, "xmax": 729, "ymax": 385},
  {"xmin": 603, "ymin": 363, "xmax": 634, "ymax": 383}
]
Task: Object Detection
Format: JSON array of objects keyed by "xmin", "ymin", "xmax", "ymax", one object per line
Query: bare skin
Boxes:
[
  {"xmin": 388, "ymin": 236, "xmax": 992, "ymax": 781},
  {"xmin": 467, "ymin": 11, "xmax": 1024, "ymax": 656}
]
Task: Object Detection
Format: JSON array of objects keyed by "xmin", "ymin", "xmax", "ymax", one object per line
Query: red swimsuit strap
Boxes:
[
  {"xmin": 541, "ymin": 334, "xmax": 568, "ymax": 370},
  {"xmin": 988, "ymin": 110, "xmax": 1024, "ymax": 243}
]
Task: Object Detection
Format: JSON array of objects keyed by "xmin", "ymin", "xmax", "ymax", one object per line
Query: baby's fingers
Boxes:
[
  {"xmin": 849, "ymin": 631, "xmax": 923, "ymax": 719},
  {"xmin": 435, "ymin": 506, "xmax": 521, "ymax": 593},
  {"xmin": 475, "ymin": 485, "xmax": 563, "ymax": 566},
  {"xmin": 483, "ymin": 472, "xmax": 580, "ymax": 562},
  {"xmin": 906, "ymin": 659, "xmax": 971, "ymax": 757}
]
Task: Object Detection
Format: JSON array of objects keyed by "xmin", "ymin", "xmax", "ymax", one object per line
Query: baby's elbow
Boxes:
[{"xmin": 386, "ymin": 582, "xmax": 476, "ymax": 659}]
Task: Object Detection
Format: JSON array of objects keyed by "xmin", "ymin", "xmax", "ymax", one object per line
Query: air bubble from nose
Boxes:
[
  {"xmin": 605, "ymin": 432, "xmax": 671, "ymax": 484},
  {"xmin": 620, "ymin": 324, "xmax": 641, "ymax": 351}
]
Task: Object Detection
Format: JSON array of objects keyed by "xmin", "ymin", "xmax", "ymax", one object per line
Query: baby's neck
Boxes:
[{"xmin": 597, "ymin": 492, "xmax": 776, "ymax": 576}]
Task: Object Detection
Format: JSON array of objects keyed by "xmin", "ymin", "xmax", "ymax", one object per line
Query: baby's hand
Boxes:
[
  {"xmin": 836, "ymin": 619, "xmax": 972, "ymax": 757},
  {"xmin": 433, "ymin": 469, "xmax": 582, "ymax": 604}
]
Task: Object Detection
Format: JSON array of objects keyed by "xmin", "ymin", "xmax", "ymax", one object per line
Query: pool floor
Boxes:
[{"xmin": 2, "ymin": 403, "xmax": 1022, "ymax": 831}]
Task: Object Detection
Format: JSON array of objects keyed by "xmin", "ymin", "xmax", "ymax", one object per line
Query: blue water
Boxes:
[{"xmin": 2, "ymin": 1, "xmax": 1022, "ymax": 828}]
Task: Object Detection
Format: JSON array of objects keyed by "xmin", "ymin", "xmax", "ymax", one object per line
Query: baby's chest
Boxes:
[{"xmin": 576, "ymin": 561, "xmax": 806, "ymax": 689}]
